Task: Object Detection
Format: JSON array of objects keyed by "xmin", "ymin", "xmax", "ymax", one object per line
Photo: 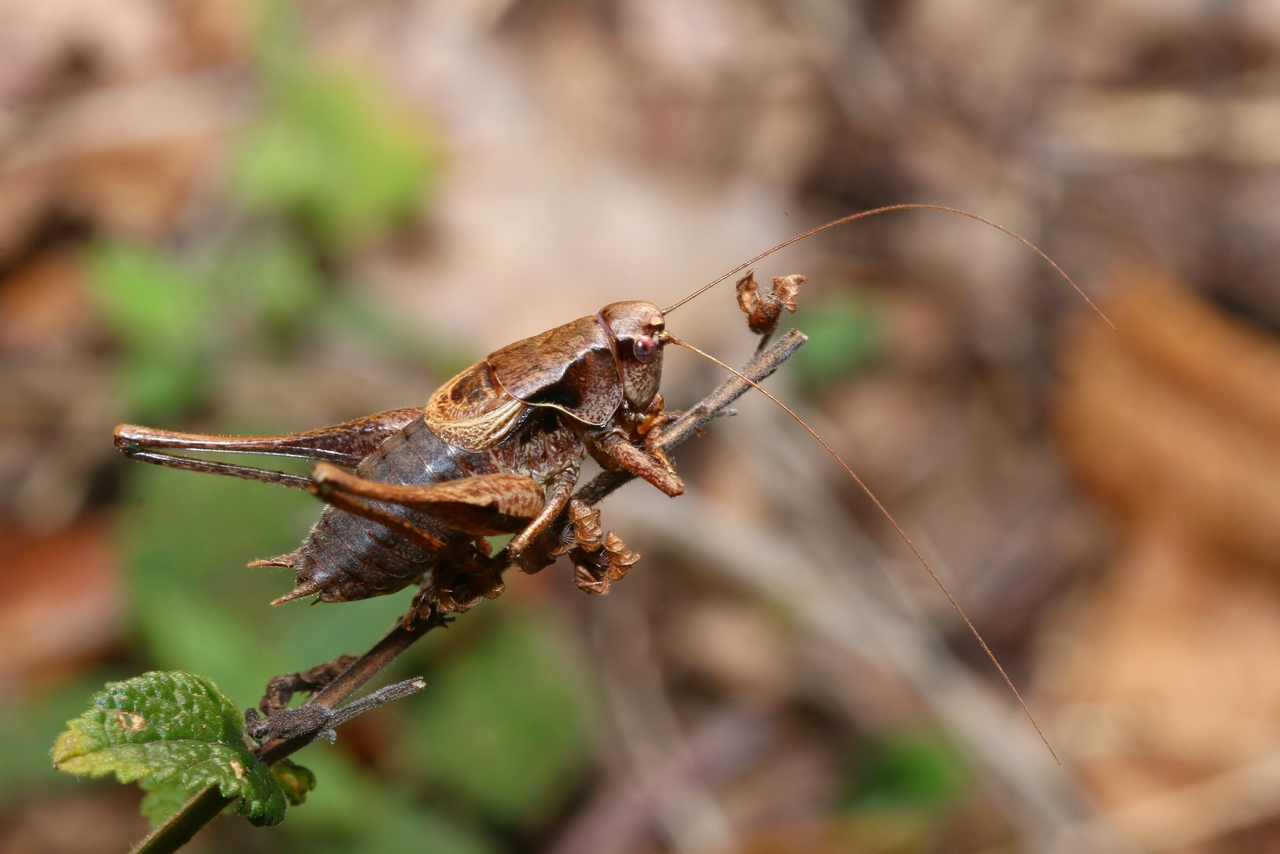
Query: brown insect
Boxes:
[{"xmin": 113, "ymin": 204, "xmax": 1110, "ymax": 760}]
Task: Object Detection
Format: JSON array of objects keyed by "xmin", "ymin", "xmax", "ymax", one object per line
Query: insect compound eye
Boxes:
[{"xmin": 632, "ymin": 335, "xmax": 658, "ymax": 364}]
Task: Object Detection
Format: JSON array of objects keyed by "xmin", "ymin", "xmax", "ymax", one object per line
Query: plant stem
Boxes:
[
  {"xmin": 126, "ymin": 329, "xmax": 807, "ymax": 854},
  {"xmin": 130, "ymin": 786, "xmax": 231, "ymax": 854}
]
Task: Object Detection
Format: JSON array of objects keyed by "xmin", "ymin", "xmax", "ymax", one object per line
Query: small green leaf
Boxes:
[
  {"xmin": 52, "ymin": 671, "xmax": 288, "ymax": 827},
  {"xmin": 273, "ymin": 759, "xmax": 317, "ymax": 806}
]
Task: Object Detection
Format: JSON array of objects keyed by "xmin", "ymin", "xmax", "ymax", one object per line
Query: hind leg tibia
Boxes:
[
  {"xmin": 115, "ymin": 408, "xmax": 420, "ymax": 465},
  {"xmin": 113, "ymin": 408, "xmax": 422, "ymax": 489}
]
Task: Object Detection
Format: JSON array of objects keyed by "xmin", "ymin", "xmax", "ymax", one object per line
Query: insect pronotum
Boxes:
[{"xmin": 113, "ymin": 204, "xmax": 1112, "ymax": 762}]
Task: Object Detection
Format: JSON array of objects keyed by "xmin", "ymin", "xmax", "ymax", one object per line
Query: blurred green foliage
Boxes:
[
  {"xmin": 280, "ymin": 750, "xmax": 498, "ymax": 854},
  {"xmin": 0, "ymin": 671, "xmax": 129, "ymax": 798},
  {"xmin": 234, "ymin": 69, "xmax": 436, "ymax": 250},
  {"xmin": 88, "ymin": 0, "xmax": 435, "ymax": 426},
  {"xmin": 238, "ymin": 0, "xmax": 436, "ymax": 251},
  {"xmin": 205, "ymin": 229, "xmax": 325, "ymax": 342},
  {"xmin": 89, "ymin": 243, "xmax": 213, "ymax": 421},
  {"xmin": 791, "ymin": 295, "xmax": 882, "ymax": 390},
  {"xmin": 405, "ymin": 612, "xmax": 598, "ymax": 828},
  {"xmin": 842, "ymin": 731, "xmax": 967, "ymax": 811},
  {"xmin": 89, "ymin": 230, "xmax": 325, "ymax": 420}
]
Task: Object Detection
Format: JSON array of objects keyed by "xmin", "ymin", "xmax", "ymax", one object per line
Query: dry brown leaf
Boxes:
[{"xmin": 1040, "ymin": 265, "xmax": 1280, "ymax": 848}]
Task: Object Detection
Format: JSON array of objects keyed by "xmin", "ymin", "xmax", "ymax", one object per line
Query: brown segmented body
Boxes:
[{"xmin": 297, "ymin": 407, "xmax": 584, "ymax": 603}]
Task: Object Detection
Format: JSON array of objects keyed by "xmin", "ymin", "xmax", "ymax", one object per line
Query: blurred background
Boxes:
[{"xmin": 2, "ymin": 0, "xmax": 1279, "ymax": 851}]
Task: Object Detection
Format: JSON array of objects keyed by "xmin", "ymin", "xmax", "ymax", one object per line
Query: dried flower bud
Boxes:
[{"xmin": 736, "ymin": 271, "xmax": 805, "ymax": 335}]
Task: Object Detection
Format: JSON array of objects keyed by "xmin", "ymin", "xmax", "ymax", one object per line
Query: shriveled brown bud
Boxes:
[{"xmin": 736, "ymin": 271, "xmax": 805, "ymax": 335}]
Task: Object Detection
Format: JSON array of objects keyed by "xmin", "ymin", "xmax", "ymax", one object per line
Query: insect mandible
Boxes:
[{"xmin": 113, "ymin": 204, "xmax": 1111, "ymax": 760}]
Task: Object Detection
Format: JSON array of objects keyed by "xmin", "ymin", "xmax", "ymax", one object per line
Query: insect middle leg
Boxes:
[
  {"xmin": 507, "ymin": 467, "xmax": 578, "ymax": 559},
  {"xmin": 552, "ymin": 499, "xmax": 640, "ymax": 594}
]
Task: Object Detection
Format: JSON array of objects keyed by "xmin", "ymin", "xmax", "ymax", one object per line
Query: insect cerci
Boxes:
[{"xmin": 112, "ymin": 204, "xmax": 1111, "ymax": 759}]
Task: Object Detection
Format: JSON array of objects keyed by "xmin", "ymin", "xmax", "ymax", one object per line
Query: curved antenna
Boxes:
[
  {"xmin": 663, "ymin": 204, "xmax": 1115, "ymax": 332},
  {"xmin": 660, "ymin": 331, "xmax": 1061, "ymax": 764}
]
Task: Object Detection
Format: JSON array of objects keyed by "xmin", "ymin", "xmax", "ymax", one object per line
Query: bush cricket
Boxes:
[{"xmin": 113, "ymin": 204, "xmax": 1111, "ymax": 760}]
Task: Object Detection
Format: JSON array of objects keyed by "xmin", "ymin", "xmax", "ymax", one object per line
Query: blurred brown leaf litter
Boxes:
[
  {"xmin": 1043, "ymin": 268, "xmax": 1280, "ymax": 851},
  {"xmin": 2, "ymin": 0, "xmax": 1280, "ymax": 851}
]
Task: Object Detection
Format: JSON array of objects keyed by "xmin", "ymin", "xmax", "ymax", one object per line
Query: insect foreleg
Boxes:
[
  {"xmin": 113, "ymin": 409, "xmax": 424, "ymax": 488},
  {"xmin": 258, "ymin": 654, "xmax": 362, "ymax": 715},
  {"xmin": 587, "ymin": 428, "xmax": 684, "ymax": 497}
]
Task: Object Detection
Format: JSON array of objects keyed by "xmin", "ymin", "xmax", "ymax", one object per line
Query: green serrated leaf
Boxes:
[
  {"xmin": 52, "ymin": 671, "xmax": 287, "ymax": 827},
  {"xmin": 273, "ymin": 759, "xmax": 317, "ymax": 806}
]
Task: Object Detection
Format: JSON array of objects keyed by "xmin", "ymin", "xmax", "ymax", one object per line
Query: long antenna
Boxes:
[
  {"xmin": 663, "ymin": 204, "xmax": 1115, "ymax": 332},
  {"xmin": 660, "ymin": 331, "xmax": 1061, "ymax": 764}
]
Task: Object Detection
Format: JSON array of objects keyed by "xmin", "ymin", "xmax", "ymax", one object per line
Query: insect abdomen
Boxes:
[{"xmin": 292, "ymin": 416, "xmax": 498, "ymax": 603}]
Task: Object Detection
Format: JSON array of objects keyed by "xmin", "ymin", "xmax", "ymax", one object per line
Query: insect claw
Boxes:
[
  {"xmin": 570, "ymin": 532, "xmax": 639, "ymax": 595},
  {"xmin": 566, "ymin": 500, "xmax": 603, "ymax": 551},
  {"xmin": 572, "ymin": 565, "xmax": 610, "ymax": 595},
  {"xmin": 602, "ymin": 532, "xmax": 640, "ymax": 581}
]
